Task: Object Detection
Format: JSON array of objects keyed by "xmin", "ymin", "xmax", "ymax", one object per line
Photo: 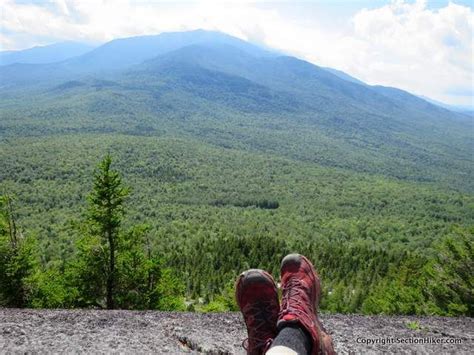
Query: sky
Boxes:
[{"xmin": 0, "ymin": 0, "xmax": 473, "ymax": 107}]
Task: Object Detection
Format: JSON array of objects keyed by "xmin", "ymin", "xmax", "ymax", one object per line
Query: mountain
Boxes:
[
  {"xmin": 130, "ymin": 44, "xmax": 461, "ymax": 127},
  {"xmin": 0, "ymin": 30, "xmax": 472, "ymax": 192},
  {"xmin": 1, "ymin": 37, "xmax": 472, "ymax": 191},
  {"xmin": 322, "ymin": 67, "xmax": 367, "ymax": 86},
  {"xmin": 68, "ymin": 29, "xmax": 276, "ymax": 72},
  {"xmin": 419, "ymin": 95, "xmax": 474, "ymax": 116},
  {"xmin": 0, "ymin": 41, "xmax": 95, "ymax": 66},
  {"xmin": 0, "ymin": 30, "xmax": 276, "ymax": 88},
  {"xmin": 321, "ymin": 68, "xmax": 474, "ymax": 121},
  {"xmin": 1, "ymin": 30, "xmax": 473, "ymax": 316}
]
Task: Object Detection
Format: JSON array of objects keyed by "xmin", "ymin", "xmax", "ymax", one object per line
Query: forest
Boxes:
[
  {"xmin": 1, "ymin": 134, "xmax": 472, "ymax": 315},
  {"xmin": 0, "ymin": 31, "xmax": 472, "ymax": 316}
]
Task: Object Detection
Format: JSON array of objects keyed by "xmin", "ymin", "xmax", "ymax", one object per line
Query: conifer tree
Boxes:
[{"xmin": 87, "ymin": 155, "xmax": 129, "ymax": 309}]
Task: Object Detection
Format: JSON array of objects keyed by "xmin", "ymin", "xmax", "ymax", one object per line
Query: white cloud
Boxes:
[
  {"xmin": 255, "ymin": 0, "xmax": 473, "ymax": 106},
  {"xmin": 344, "ymin": 0, "xmax": 473, "ymax": 105},
  {"xmin": 0, "ymin": 0, "xmax": 472, "ymax": 106}
]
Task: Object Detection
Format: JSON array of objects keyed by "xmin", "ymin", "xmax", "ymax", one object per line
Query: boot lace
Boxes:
[{"xmin": 280, "ymin": 277, "xmax": 309, "ymax": 317}]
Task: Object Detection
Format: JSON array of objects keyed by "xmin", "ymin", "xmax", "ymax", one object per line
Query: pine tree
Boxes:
[{"xmin": 87, "ymin": 155, "xmax": 129, "ymax": 309}]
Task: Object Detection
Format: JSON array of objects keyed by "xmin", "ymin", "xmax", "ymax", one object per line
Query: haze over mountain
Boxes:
[
  {"xmin": 0, "ymin": 31, "xmax": 276, "ymax": 87},
  {"xmin": 0, "ymin": 41, "xmax": 96, "ymax": 66},
  {"xmin": 0, "ymin": 29, "xmax": 467, "ymax": 113},
  {"xmin": 418, "ymin": 95, "xmax": 474, "ymax": 116}
]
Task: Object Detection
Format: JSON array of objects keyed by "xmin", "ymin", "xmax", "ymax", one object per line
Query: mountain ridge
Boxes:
[
  {"xmin": 0, "ymin": 30, "xmax": 472, "ymax": 192},
  {"xmin": 0, "ymin": 41, "xmax": 95, "ymax": 66},
  {"xmin": 0, "ymin": 29, "xmax": 462, "ymax": 117}
]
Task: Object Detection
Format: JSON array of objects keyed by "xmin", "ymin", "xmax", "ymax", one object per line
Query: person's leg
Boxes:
[
  {"xmin": 236, "ymin": 269, "xmax": 280, "ymax": 355},
  {"xmin": 266, "ymin": 324, "xmax": 311, "ymax": 354},
  {"xmin": 266, "ymin": 347, "xmax": 298, "ymax": 355},
  {"xmin": 268, "ymin": 254, "xmax": 335, "ymax": 355}
]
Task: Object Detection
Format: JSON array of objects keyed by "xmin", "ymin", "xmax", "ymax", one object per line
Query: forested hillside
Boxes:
[{"xmin": 0, "ymin": 30, "xmax": 472, "ymax": 315}]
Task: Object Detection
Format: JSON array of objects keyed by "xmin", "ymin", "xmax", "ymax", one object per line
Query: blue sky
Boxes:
[{"xmin": 1, "ymin": 0, "xmax": 472, "ymax": 106}]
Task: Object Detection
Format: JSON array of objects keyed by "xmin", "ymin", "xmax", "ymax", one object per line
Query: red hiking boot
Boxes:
[
  {"xmin": 236, "ymin": 269, "xmax": 279, "ymax": 355},
  {"xmin": 278, "ymin": 254, "xmax": 336, "ymax": 355}
]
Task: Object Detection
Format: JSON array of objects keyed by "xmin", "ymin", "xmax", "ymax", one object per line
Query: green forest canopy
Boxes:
[{"xmin": 0, "ymin": 134, "xmax": 472, "ymax": 315}]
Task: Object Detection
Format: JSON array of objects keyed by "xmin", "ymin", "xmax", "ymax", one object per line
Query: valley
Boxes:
[{"xmin": 0, "ymin": 30, "xmax": 472, "ymax": 315}]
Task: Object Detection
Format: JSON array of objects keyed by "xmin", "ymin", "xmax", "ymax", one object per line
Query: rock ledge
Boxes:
[{"xmin": 0, "ymin": 309, "xmax": 472, "ymax": 354}]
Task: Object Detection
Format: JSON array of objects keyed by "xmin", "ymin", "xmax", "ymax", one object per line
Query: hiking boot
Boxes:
[
  {"xmin": 278, "ymin": 254, "xmax": 335, "ymax": 355},
  {"xmin": 236, "ymin": 269, "xmax": 279, "ymax": 355}
]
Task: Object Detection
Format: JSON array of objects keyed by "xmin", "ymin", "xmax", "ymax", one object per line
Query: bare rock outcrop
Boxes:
[{"xmin": 0, "ymin": 309, "xmax": 472, "ymax": 354}]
